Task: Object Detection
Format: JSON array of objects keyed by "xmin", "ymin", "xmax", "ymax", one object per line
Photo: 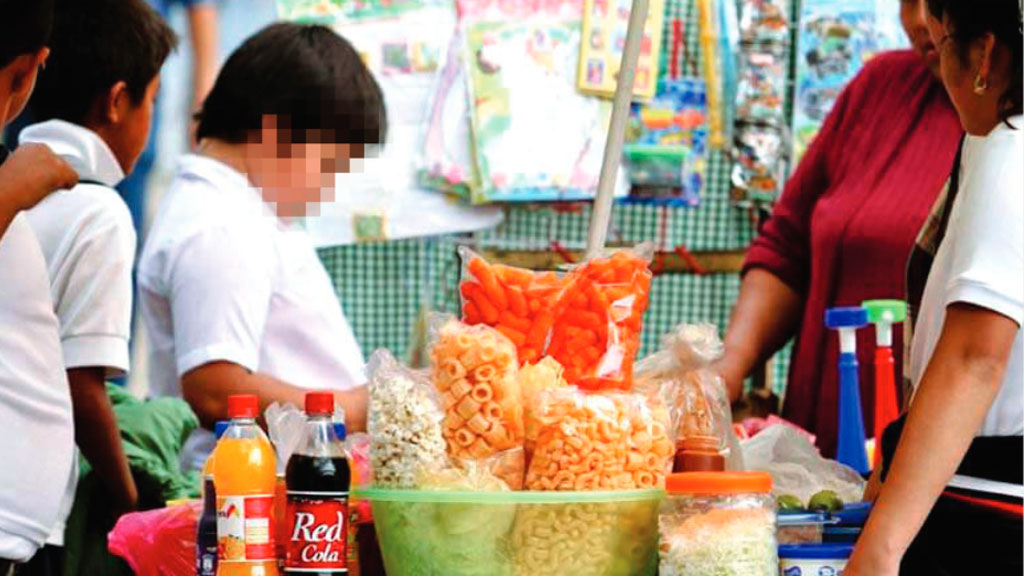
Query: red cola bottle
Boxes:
[{"xmin": 285, "ymin": 392, "xmax": 351, "ymax": 575}]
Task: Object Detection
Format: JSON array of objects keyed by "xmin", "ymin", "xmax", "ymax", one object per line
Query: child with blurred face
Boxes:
[{"xmin": 138, "ymin": 23, "xmax": 386, "ymax": 470}]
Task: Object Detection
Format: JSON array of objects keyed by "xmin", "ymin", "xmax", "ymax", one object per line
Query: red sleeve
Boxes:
[{"xmin": 742, "ymin": 71, "xmax": 856, "ymax": 294}]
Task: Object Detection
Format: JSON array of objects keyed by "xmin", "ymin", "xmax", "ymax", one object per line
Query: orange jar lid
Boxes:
[{"xmin": 666, "ymin": 471, "xmax": 772, "ymax": 495}]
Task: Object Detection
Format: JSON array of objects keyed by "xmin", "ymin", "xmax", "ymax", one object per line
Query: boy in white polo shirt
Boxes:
[
  {"xmin": 139, "ymin": 23, "xmax": 385, "ymax": 469},
  {"xmin": 18, "ymin": 0, "xmax": 177, "ymax": 541},
  {"xmin": 0, "ymin": 0, "xmax": 81, "ymax": 572}
]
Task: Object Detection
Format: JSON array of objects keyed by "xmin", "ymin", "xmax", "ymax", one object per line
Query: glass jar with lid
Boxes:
[{"xmin": 659, "ymin": 471, "xmax": 778, "ymax": 576}]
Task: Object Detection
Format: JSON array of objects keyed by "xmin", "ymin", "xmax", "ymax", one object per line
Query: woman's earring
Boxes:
[{"xmin": 973, "ymin": 74, "xmax": 988, "ymax": 95}]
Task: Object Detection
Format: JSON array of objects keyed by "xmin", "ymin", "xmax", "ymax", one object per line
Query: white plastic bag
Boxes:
[{"xmin": 741, "ymin": 424, "xmax": 866, "ymax": 504}]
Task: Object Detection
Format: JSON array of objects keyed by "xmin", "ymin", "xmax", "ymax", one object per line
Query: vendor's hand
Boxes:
[
  {"xmin": 0, "ymin": 143, "xmax": 78, "ymax": 209},
  {"xmin": 710, "ymin": 358, "xmax": 745, "ymax": 403},
  {"xmin": 845, "ymin": 542, "xmax": 900, "ymax": 576}
]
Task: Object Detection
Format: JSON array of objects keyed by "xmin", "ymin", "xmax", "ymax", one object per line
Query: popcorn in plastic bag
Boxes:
[{"xmin": 367, "ymin": 349, "xmax": 448, "ymax": 488}]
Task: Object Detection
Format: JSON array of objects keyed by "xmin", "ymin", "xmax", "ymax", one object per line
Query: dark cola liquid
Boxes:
[
  {"xmin": 287, "ymin": 454, "xmax": 351, "ymax": 492},
  {"xmin": 285, "ymin": 454, "xmax": 352, "ymax": 575}
]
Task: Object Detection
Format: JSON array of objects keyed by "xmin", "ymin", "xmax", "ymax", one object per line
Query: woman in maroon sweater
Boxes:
[{"xmin": 715, "ymin": 0, "xmax": 963, "ymax": 457}]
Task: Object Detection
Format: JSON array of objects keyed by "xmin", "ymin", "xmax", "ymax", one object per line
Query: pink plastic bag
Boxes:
[{"xmin": 108, "ymin": 502, "xmax": 199, "ymax": 576}]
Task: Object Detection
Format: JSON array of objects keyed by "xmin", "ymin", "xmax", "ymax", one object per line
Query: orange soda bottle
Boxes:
[{"xmin": 212, "ymin": 395, "xmax": 279, "ymax": 576}]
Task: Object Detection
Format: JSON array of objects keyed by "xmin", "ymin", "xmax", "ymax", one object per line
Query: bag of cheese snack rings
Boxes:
[
  {"xmin": 457, "ymin": 246, "xmax": 570, "ymax": 365},
  {"xmin": 430, "ymin": 317, "xmax": 526, "ymax": 467},
  {"xmin": 547, "ymin": 245, "xmax": 653, "ymax": 391},
  {"xmin": 518, "ymin": 356, "xmax": 568, "ymax": 465},
  {"xmin": 524, "ymin": 386, "xmax": 674, "ymax": 491}
]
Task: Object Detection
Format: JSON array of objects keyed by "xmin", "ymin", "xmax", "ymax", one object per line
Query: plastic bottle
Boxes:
[
  {"xmin": 825, "ymin": 307, "xmax": 870, "ymax": 475},
  {"xmin": 862, "ymin": 300, "xmax": 907, "ymax": 467},
  {"xmin": 284, "ymin": 393, "xmax": 351, "ymax": 575},
  {"xmin": 197, "ymin": 476, "xmax": 218, "ymax": 576},
  {"xmin": 202, "ymin": 420, "xmax": 232, "ymax": 485},
  {"xmin": 212, "ymin": 395, "xmax": 278, "ymax": 576}
]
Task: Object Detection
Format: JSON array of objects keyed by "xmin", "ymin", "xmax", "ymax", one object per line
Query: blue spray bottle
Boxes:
[{"xmin": 826, "ymin": 306, "xmax": 870, "ymax": 475}]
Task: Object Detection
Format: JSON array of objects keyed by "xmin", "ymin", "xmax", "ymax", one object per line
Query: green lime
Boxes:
[
  {"xmin": 776, "ymin": 494, "xmax": 804, "ymax": 512},
  {"xmin": 808, "ymin": 490, "xmax": 844, "ymax": 513}
]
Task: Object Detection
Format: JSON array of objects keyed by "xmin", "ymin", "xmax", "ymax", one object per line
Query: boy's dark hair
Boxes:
[
  {"xmin": 927, "ymin": 0, "xmax": 1022, "ymax": 125},
  {"xmin": 0, "ymin": 0, "xmax": 54, "ymax": 69},
  {"xmin": 195, "ymin": 23, "xmax": 387, "ymax": 149},
  {"xmin": 29, "ymin": 0, "xmax": 177, "ymax": 125}
]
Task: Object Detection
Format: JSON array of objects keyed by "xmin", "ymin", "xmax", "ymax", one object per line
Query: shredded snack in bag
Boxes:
[
  {"xmin": 524, "ymin": 388, "xmax": 674, "ymax": 490},
  {"xmin": 547, "ymin": 247, "xmax": 653, "ymax": 390},
  {"xmin": 367, "ymin": 350, "xmax": 448, "ymax": 488},
  {"xmin": 431, "ymin": 319, "xmax": 526, "ymax": 463},
  {"xmin": 458, "ymin": 247, "xmax": 569, "ymax": 364}
]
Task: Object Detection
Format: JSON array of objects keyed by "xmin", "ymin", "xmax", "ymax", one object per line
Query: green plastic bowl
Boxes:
[{"xmin": 355, "ymin": 488, "xmax": 664, "ymax": 576}]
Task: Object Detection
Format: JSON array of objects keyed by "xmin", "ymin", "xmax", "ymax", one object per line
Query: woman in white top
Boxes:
[
  {"xmin": 138, "ymin": 22, "xmax": 386, "ymax": 469},
  {"xmin": 848, "ymin": 1, "xmax": 1023, "ymax": 574}
]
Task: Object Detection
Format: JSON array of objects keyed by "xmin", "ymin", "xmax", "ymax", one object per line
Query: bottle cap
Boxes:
[
  {"xmin": 305, "ymin": 392, "xmax": 335, "ymax": 416},
  {"xmin": 214, "ymin": 420, "xmax": 230, "ymax": 439},
  {"xmin": 227, "ymin": 394, "xmax": 259, "ymax": 419},
  {"xmin": 666, "ymin": 471, "xmax": 772, "ymax": 495},
  {"xmin": 824, "ymin": 306, "xmax": 868, "ymax": 330},
  {"xmin": 862, "ymin": 300, "xmax": 907, "ymax": 324}
]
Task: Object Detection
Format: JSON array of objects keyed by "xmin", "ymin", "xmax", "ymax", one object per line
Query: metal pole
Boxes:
[{"xmin": 586, "ymin": 0, "xmax": 651, "ymax": 254}]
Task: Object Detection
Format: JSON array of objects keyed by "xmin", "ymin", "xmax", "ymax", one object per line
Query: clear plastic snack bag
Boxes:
[
  {"xmin": 524, "ymin": 387, "xmax": 675, "ymax": 491},
  {"xmin": 367, "ymin": 349, "xmax": 449, "ymax": 488},
  {"xmin": 458, "ymin": 246, "xmax": 569, "ymax": 365},
  {"xmin": 430, "ymin": 317, "xmax": 527, "ymax": 488},
  {"xmin": 636, "ymin": 322, "xmax": 743, "ymax": 470},
  {"xmin": 547, "ymin": 245, "xmax": 654, "ymax": 391}
]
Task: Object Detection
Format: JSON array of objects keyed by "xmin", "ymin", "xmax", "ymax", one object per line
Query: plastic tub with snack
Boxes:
[{"xmin": 356, "ymin": 487, "xmax": 663, "ymax": 576}]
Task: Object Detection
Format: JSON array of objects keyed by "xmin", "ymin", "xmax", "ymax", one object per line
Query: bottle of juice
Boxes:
[{"xmin": 213, "ymin": 395, "xmax": 278, "ymax": 576}]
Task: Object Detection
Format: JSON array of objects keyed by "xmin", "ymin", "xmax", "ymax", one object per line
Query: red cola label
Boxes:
[{"xmin": 285, "ymin": 491, "xmax": 349, "ymax": 572}]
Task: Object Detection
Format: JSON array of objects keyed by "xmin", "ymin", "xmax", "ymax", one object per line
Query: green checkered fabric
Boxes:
[{"xmin": 315, "ymin": 0, "xmax": 795, "ymax": 387}]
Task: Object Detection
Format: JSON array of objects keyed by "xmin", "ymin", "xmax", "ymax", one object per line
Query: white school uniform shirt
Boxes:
[
  {"xmin": 18, "ymin": 120, "xmax": 133, "ymax": 546},
  {"xmin": 138, "ymin": 154, "xmax": 366, "ymax": 469},
  {"xmin": 909, "ymin": 116, "xmax": 1024, "ymax": 442},
  {"xmin": 21, "ymin": 120, "xmax": 134, "ymax": 377},
  {"xmin": 0, "ymin": 214, "xmax": 76, "ymax": 561}
]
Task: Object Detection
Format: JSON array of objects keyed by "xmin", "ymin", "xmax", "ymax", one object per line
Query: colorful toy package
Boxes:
[
  {"xmin": 792, "ymin": 0, "xmax": 906, "ymax": 164},
  {"xmin": 624, "ymin": 78, "xmax": 709, "ymax": 202},
  {"xmin": 547, "ymin": 248, "xmax": 653, "ymax": 390},
  {"xmin": 739, "ymin": 0, "xmax": 791, "ymax": 44},
  {"xmin": 463, "ymin": 18, "xmax": 626, "ymax": 202},
  {"xmin": 418, "ymin": 31, "xmax": 477, "ymax": 199},
  {"xmin": 576, "ymin": 0, "xmax": 666, "ymax": 100}
]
